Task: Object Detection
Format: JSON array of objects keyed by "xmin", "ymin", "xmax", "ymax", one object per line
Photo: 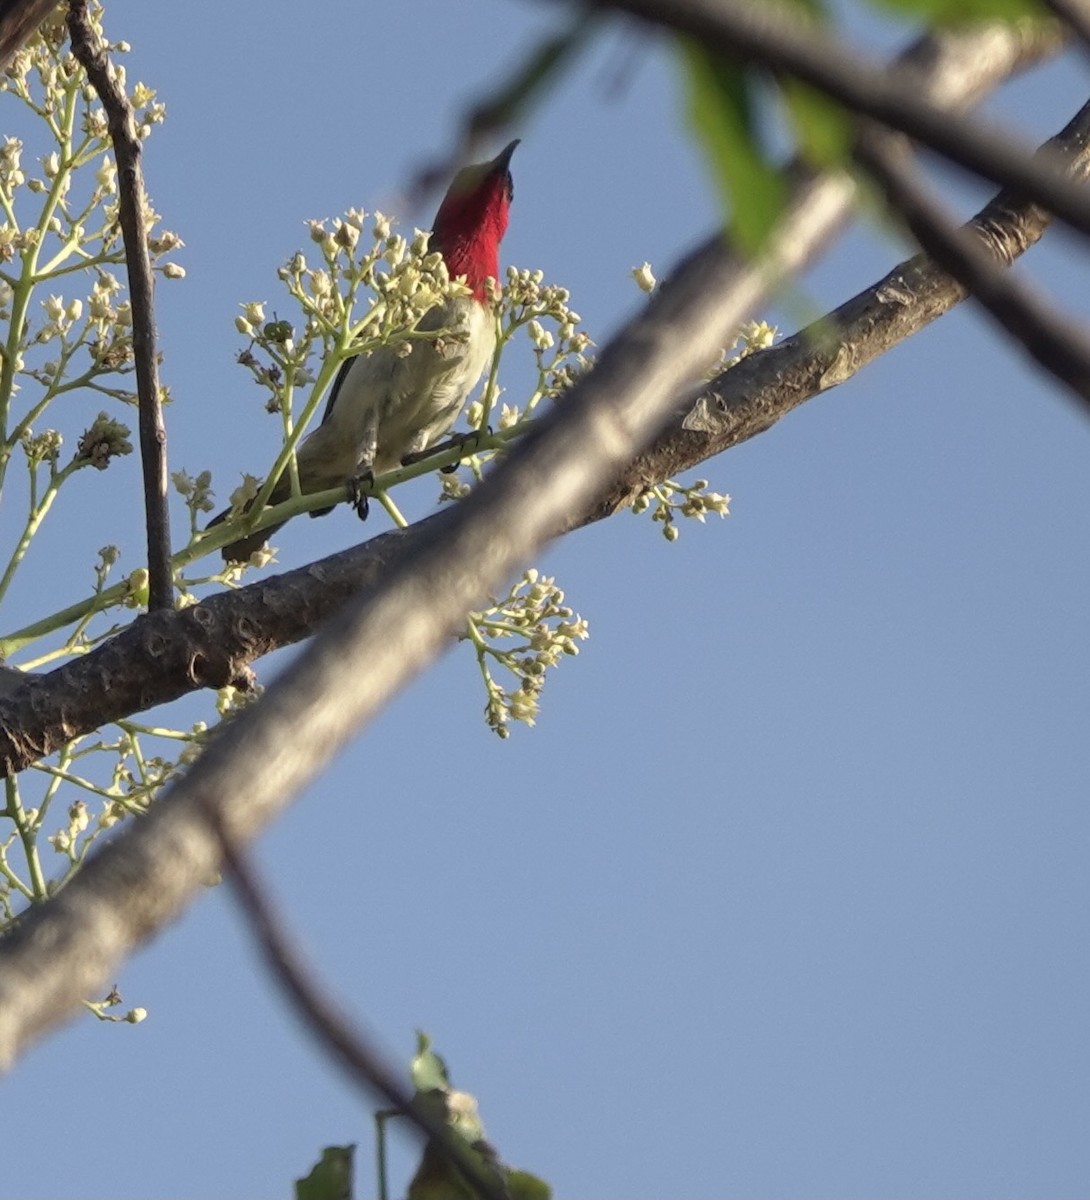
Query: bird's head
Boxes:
[{"xmin": 431, "ymin": 140, "xmax": 518, "ymax": 300}]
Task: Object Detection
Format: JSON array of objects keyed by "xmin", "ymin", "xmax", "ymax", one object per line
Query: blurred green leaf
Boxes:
[
  {"xmin": 400, "ymin": 1034, "xmax": 552, "ymax": 1200},
  {"xmin": 863, "ymin": 0, "xmax": 1043, "ymax": 21},
  {"xmin": 468, "ymin": 11, "xmax": 601, "ymax": 136},
  {"xmin": 506, "ymin": 1168, "xmax": 553, "ymax": 1200},
  {"xmin": 678, "ymin": 38, "xmax": 787, "ymax": 252},
  {"xmin": 788, "ymin": 0, "xmax": 832, "ymax": 17},
  {"xmin": 295, "ymin": 1145, "xmax": 355, "ymax": 1200},
  {"xmin": 781, "ymin": 77, "xmax": 855, "ymax": 169}
]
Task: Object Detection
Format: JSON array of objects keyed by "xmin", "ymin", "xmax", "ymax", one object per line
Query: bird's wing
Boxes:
[{"xmin": 320, "ymin": 354, "xmax": 358, "ymax": 426}]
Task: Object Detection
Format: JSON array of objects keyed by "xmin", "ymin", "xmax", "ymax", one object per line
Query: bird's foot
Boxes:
[
  {"xmin": 402, "ymin": 428, "xmax": 493, "ymax": 474},
  {"xmin": 347, "ymin": 469, "xmax": 374, "ymax": 521}
]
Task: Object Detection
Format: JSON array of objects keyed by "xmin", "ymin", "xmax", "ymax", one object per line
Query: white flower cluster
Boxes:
[
  {"xmin": 632, "ymin": 478, "xmax": 731, "ymax": 542},
  {"xmin": 470, "ymin": 569, "xmax": 589, "ymax": 738},
  {"xmin": 234, "ymin": 208, "xmax": 475, "ymax": 416}
]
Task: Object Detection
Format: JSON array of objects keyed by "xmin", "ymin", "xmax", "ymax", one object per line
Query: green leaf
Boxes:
[
  {"xmin": 863, "ymin": 0, "xmax": 1043, "ymax": 21},
  {"xmin": 678, "ymin": 38, "xmax": 787, "ymax": 253},
  {"xmin": 295, "ymin": 1145, "xmax": 355, "ymax": 1200},
  {"xmin": 781, "ymin": 78, "xmax": 855, "ymax": 170},
  {"xmin": 411, "ymin": 1029, "xmax": 452, "ymax": 1092}
]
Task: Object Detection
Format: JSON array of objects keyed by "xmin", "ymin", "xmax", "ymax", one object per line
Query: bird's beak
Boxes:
[{"xmin": 490, "ymin": 139, "xmax": 520, "ymax": 173}]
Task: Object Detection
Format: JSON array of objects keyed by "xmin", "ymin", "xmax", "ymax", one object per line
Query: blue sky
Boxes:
[{"xmin": 3, "ymin": 2, "xmax": 1089, "ymax": 1198}]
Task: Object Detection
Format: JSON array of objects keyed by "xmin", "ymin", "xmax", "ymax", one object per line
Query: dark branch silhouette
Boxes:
[
  {"xmin": 67, "ymin": 1, "xmax": 173, "ymax": 611},
  {"xmin": 583, "ymin": 1, "xmax": 1090, "ymax": 242},
  {"xmin": 1042, "ymin": 0, "xmax": 1090, "ymax": 57},
  {"xmin": 217, "ymin": 822, "xmax": 512, "ymax": 1200},
  {"xmin": 855, "ymin": 120, "xmax": 1090, "ymax": 416}
]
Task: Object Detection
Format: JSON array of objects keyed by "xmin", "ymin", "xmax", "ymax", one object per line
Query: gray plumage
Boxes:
[{"xmin": 218, "ymin": 295, "xmax": 494, "ymax": 562}]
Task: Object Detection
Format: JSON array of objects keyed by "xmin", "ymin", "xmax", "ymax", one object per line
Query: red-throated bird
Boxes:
[{"xmin": 217, "ymin": 140, "xmax": 518, "ymax": 562}]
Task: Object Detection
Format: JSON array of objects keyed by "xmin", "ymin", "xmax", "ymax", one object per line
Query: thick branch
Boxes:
[
  {"xmin": 66, "ymin": 2, "xmax": 173, "ymax": 611},
  {"xmin": 0, "ymin": 25, "xmax": 1072, "ymax": 776}
]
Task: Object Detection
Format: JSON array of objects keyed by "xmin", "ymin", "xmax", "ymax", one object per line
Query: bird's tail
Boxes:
[{"xmin": 207, "ymin": 476, "xmax": 291, "ymax": 563}]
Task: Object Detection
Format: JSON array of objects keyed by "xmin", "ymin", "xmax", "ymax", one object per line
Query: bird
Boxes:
[{"xmin": 216, "ymin": 139, "xmax": 519, "ymax": 563}]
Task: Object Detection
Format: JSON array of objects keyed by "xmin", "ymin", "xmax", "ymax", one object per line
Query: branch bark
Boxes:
[
  {"xmin": 854, "ymin": 119, "xmax": 1090, "ymax": 415},
  {"xmin": 66, "ymin": 1, "xmax": 173, "ymax": 611},
  {"xmin": 0, "ymin": 23, "xmax": 1065, "ymax": 1069},
  {"xmin": 584, "ymin": 81, "xmax": 1090, "ymax": 521}
]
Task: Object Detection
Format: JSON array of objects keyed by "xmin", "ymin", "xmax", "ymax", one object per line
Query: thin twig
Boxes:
[
  {"xmin": 582, "ymin": 0, "xmax": 1090, "ymax": 240},
  {"xmin": 66, "ymin": 1, "xmax": 173, "ymax": 611},
  {"xmin": 214, "ymin": 819, "xmax": 511, "ymax": 1200},
  {"xmin": 855, "ymin": 125, "xmax": 1090, "ymax": 417}
]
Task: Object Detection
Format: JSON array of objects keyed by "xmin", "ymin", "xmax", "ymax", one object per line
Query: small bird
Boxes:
[{"xmin": 217, "ymin": 140, "xmax": 518, "ymax": 563}]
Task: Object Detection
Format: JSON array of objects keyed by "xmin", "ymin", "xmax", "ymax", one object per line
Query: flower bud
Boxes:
[{"xmin": 632, "ymin": 262, "xmax": 656, "ymax": 293}]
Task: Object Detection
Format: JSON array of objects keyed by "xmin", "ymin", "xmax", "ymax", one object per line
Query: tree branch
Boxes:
[
  {"xmin": 854, "ymin": 121, "xmax": 1090, "ymax": 416},
  {"xmin": 584, "ymin": 1, "xmax": 1090, "ymax": 241},
  {"xmin": 66, "ymin": 1, "xmax": 173, "ymax": 611},
  {"xmin": 0, "ymin": 26, "xmax": 1072, "ymax": 777}
]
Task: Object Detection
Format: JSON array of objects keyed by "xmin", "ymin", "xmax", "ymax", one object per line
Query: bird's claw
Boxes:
[
  {"xmin": 347, "ymin": 470, "xmax": 374, "ymax": 521},
  {"xmin": 441, "ymin": 428, "xmax": 491, "ymax": 473}
]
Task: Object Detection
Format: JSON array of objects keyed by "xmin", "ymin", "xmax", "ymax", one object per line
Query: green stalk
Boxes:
[{"xmin": 4, "ymin": 776, "xmax": 47, "ymax": 902}]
